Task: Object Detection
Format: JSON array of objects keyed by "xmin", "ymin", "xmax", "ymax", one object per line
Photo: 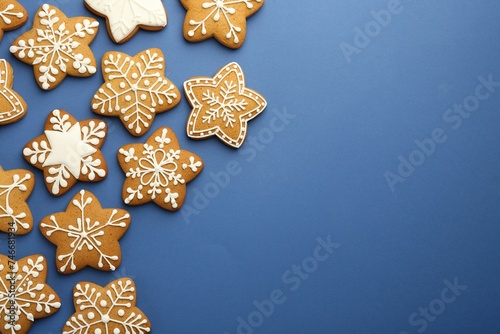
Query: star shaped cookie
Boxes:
[
  {"xmin": 184, "ymin": 62, "xmax": 267, "ymax": 148},
  {"xmin": 10, "ymin": 4, "xmax": 99, "ymax": 90},
  {"xmin": 0, "ymin": 0, "xmax": 27, "ymax": 41},
  {"xmin": 23, "ymin": 109, "xmax": 108, "ymax": 196},
  {"xmin": 0, "ymin": 59, "xmax": 27, "ymax": 125},
  {"xmin": 85, "ymin": 0, "xmax": 167, "ymax": 43},
  {"xmin": 0, "ymin": 254, "xmax": 61, "ymax": 334},
  {"xmin": 181, "ymin": 0, "xmax": 264, "ymax": 48},
  {"xmin": 92, "ymin": 48, "xmax": 181, "ymax": 137},
  {"xmin": 0, "ymin": 166, "xmax": 34, "ymax": 235},
  {"xmin": 40, "ymin": 190, "xmax": 131, "ymax": 274},
  {"xmin": 118, "ymin": 127, "xmax": 204, "ymax": 211},
  {"xmin": 63, "ymin": 278, "xmax": 151, "ymax": 333}
]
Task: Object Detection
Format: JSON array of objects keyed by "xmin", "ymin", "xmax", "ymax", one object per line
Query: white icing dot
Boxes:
[
  {"xmin": 100, "ymin": 300, "xmax": 107, "ymax": 307},
  {"xmin": 140, "ymin": 94, "xmax": 147, "ymax": 101},
  {"xmin": 113, "ymin": 329, "xmax": 120, "ymax": 334},
  {"xmin": 87, "ymin": 311, "xmax": 95, "ymax": 320},
  {"xmin": 131, "ymin": 73, "xmax": 138, "ymax": 79},
  {"xmin": 94, "ymin": 329, "xmax": 102, "ymax": 334},
  {"xmin": 118, "ymin": 309, "xmax": 125, "ymax": 316},
  {"xmin": 119, "ymin": 82, "xmax": 126, "ymax": 89}
]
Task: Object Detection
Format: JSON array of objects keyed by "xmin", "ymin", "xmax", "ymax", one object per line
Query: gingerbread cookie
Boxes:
[
  {"xmin": 23, "ymin": 109, "xmax": 108, "ymax": 196},
  {"xmin": 10, "ymin": 4, "xmax": 99, "ymax": 90},
  {"xmin": 118, "ymin": 127, "xmax": 204, "ymax": 211},
  {"xmin": 85, "ymin": 0, "xmax": 167, "ymax": 43},
  {"xmin": 40, "ymin": 190, "xmax": 131, "ymax": 274},
  {"xmin": 0, "ymin": 59, "xmax": 27, "ymax": 125},
  {"xmin": 0, "ymin": 254, "xmax": 61, "ymax": 334},
  {"xmin": 0, "ymin": 166, "xmax": 34, "ymax": 235},
  {"xmin": 92, "ymin": 48, "xmax": 181, "ymax": 137},
  {"xmin": 63, "ymin": 278, "xmax": 151, "ymax": 333},
  {"xmin": 181, "ymin": 0, "xmax": 264, "ymax": 48},
  {"xmin": 184, "ymin": 62, "xmax": 267, "ymax": 148},
  {"xmin": 0, "ymin": 0, "xmax": 27, "ymax": 41}
]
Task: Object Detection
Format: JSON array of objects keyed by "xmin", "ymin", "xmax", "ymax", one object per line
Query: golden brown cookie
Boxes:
[
  {"xmin": 92, "ymin": 48, "xmax": 181, "ymax": 137},
  {"xmin": 0, "ymin": 166, "xmax": 34, "ymax": 234},
  {"xmin": 118, "ymin": 127, "xmax": 204, "ymax": 211},
  {"xmin": 40, "ymin": 189, "xmax": 131, "ymax": 274},
  {"xmin": 84, "ymin": 0, "xmax": 167, "ymax": 43},
  {"xmin": 10, "ymin": 4, "xmax": 99, "ymax": 90},
  {"xmin": 0, "ymin": 59, "xmax": 27, "ymax": 125},
  {"xmin": 0, "ymin": 0, "xmax": 27, "ymax": 41},
  {"xmin": 0, "ymin": 254, "xmax": 61, "ymax": 334},
  {"xmin": 181, "ymin": 0, "xmax": 264, "ymax": 48},
  {"xmin": 184, "ymin": 62, "xmax": 267, "ymax": 148},
  {"xmin": 63, "ymin": 277, "xmax": 151, "ymax": 333},
  {"xmin": 23, "ymin": 109, "xmax": 108, "ymax": 196}
]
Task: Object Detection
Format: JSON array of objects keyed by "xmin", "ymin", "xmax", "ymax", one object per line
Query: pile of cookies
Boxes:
[{"xmin": 0, "ymin": 0, "xmax": 266, "ymax": 332}]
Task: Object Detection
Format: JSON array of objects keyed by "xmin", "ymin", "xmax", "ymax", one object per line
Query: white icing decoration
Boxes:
[
  {"xmin": 92, "ymin": 49, "xmax": 179, "ymax": 136},
  {"xmin": 85, "ymin": 0, "xmax": 167, "ymax": 43},
  {"xmin": 0, "ymin": 3, "xmax": 24, "ymax": 25},
  {"xmin": 40, "ymin": 190, "xmax": 129, "ymax": 273},
  {"xmin": 9, "ymin": 4, "xmax": 98, "ymax": 90},
  {"xmin": 0, "ymin": 59, "xmax": 26, "ymax": 125},
  {"xmin": 0, "ymin": 170, "xmax": 31, "ymax": 232},
  {"xmin": 182, "ymin": 156, "xmax": 202, "ymax": 172}
]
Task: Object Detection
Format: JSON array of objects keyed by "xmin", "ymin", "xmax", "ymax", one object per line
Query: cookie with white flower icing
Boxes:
[
  {"xmin": 10, "ymin": 4, "xmax": 99, "ymax": 90},
  {"xmin": 0, "ymin": 0, "xmax": 27, "ymax": 41},
  {"xmin": 85, "ymin": 0, "xmax": 167, "ymax": 43}
]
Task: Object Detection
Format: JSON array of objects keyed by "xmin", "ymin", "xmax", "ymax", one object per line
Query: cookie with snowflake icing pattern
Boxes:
[
  {"xmin": 0, "ymin": 0, "xmax": 27, "ymax": 41},
  {"xmin": 63, "ymin": 277, "xmax": 151, "ymax": 334},
  {"xmin": 0, "ymin": 59, "xmax": 27, "ymax": 125},
  {"xmin": 85, "ymin": 0, "xmax": 167, "ymax": 44},
  {"xmin": 23, "ymin": 109, "xmax": 108, "ymax": 196},
  {"xmin": 40, "ymin": 189, "xmax": 131, "ymax": 274},
  {"xmin": 117, "ymin": 127, "xmax": 204, "ymax": 211},
  {"xmin": 181, "ymin": 0, "xmax": 264, "ymax": 48},
  {"xmin": 9, "ymin": 4, "xmax": 99, "ymax": 90},
  {"xmin": 184, "ymin": 62, "xmax": 267, "ymax": 148},
  {"xmin": 92, "ymin": 48, "xmax": 181, "ymax": 137}
]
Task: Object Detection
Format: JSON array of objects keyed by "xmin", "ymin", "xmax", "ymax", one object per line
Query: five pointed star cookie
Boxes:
[
  {"xmin": 118, "ymin": 127, "xmax": 204, "ymax": 211},
  {"xmin": 0, "ymin": 59, "xmax": 27, "ymax": 125},
  {"xmin": 184, "ymin": 62, "xmax": 267, "ymax": 148},
  {"xmin": 0, "ymin": 254, "xmax": 61, "ymax": 334},
  {"xmin": 85, "ymin": 0, "xmax": 167, "ymax": 43},
  {"xmin": 9, "ymin": 4, "xmax": 99, "ymax": 90},
  {"xmin": 63, "ymin": 278, "xmax": 151, "ymax": 334},
  {"xmin": 92, "ymin": 48, "xmax": 181, "ymax": 137},
  {"xmin": 0, "ymin": 0, "xmax": 27, "ymax": 41},
  {"xmin": 181, "ymin": 0, "xmax": 264, "ymax": 48},
  {"xmin": 23, "ymin": 109, "xmax": 108, "ymax": 196},
  {"xmin": 40, "ymin": 190, "xmax": 131, "ymax": 274}
]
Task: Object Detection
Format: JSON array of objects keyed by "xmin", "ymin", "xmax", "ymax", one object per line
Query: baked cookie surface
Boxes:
[{"xmin": 0, "ymin": 0, "xmax": 27, "ymax": 41}]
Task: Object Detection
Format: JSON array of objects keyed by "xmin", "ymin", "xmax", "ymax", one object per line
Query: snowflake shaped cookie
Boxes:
[
  {"xmin": 0, "ymin": 254, "xmax": 61, "ymax": 334},
  {"xmin": 181, "ymin": 0, "xmax": 264, "ymax": 48},
  {"xmin": 0, "ymin": 166, "xmax": 34, "ymax": 235},
  {"xmin": 118, "ymin": 127, "xmax": 204, "ymax": 211},
  {"xmin": 0, "ymin": 0, "xmax": 27, "ymax": 41},
  {"xmin": 0, "ymin": 59, "xmax": 27, "ymax": 125},
  {"xmin": 40, "ymin": 190, "xmax": 131, "ymax": 274},
  {"xmin": 184, "ymin": 62, "xmax": 267, "ymax": 148},
  {"xmin": 9, "ymin": 4, "xmax": 99, "ymax": 90},
  {"xmin": 23, "ymin": 109, "xmax": 108, "ymax": 196},
  {"xmin": 92, "ymin": 48, "xmax": 181, "ymax": 137},
  {"xmin": 85, "ymin": 0, "xmax": 167, "ymax": 43},
  {"xmin": 63, "ymin": 277, "xmax": 151, "ymax": 334}
]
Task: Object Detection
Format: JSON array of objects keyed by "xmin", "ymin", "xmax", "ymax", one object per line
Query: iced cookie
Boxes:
[
  {"xmin": 181, "ymin": 0, "xmax": 264, "ymax": 48},
  {"xmin": 0, "ymin": 166, "xmax": 34, "ymax": 235},
  {"xmin": 0, "ymin": 254, "xmax": 61, "ymax": 334},
  {"xmin": 184, "ymin": 62, "xmax": 267, "ymax": 148},
  {"xmin": 0, "ymin": 0, "xmax": 27, "ymax": 41},
  {"xmin": 10, "ymin": 4, "xmax": 99, "ymax": 90},
  {"xmin": 92, "ymin": 48, "xmax": 181, "ymax": 136},
  {"xmin": 63, "ymin": 278, "xmax": 151, "ymax": 333},
  {"xmin": 23, "ymin": 109, "xmax": 108, "ymax": 196},
  {"xmin": 40, "ymin": 190, "xmax": 131, "ymax": 274},
  {"xmin": 0, "ymin": 59, "xmax": 27, "ymax": 125},
  {"xmin": 85, "ymin": 0, "xmax": 167, "ymax": 43},
  {"xmin": 118, "ymin": 127, "xmax": 204, "ymax": 211}
]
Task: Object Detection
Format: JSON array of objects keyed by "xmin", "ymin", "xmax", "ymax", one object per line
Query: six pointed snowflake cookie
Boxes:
[
  {"xmin": 184, "ymin": 62, "xmax": 267, "ymax": 148},
  {"xmin": 181, "ymin": 0, "xmax": 264, "ymax": 48},
  {"xmin": 40, "ymin": 190, "xmax": 131, "ymax": 274},
  {"xmin": 0, "ymin": 166, "xmax": 34, "ymax": 235},
  {"xmin": 0, "ymin": 254, "xmax": 61, "ymax": 334},
  {"xmin": 118, "ymin": 127, "xmax": 204, "ymax": 211},
  {"xmin": 92, "ymin": 48, "xmax": 181, "ymax": 137},
  {"xmin": 9, "ymin": 4, "xmax": 99, "ymax": 90},
  {"xmin": 85, "ymin": 0, "xmax": 168, "ymax": 43},
  {"xmin": 0, "ymin": 59, "xmax": 27, "ymax": 125},
  {"xmin": 63, "ymin": 277, "xmax": 151, "ymax": 333},
  {"xmin": 0, "ymin": 0, "xmax": 27, "ymax": 41},
  {"xmin": 23, "ymin": 109, "xmax": 108, "ymax": 196}
]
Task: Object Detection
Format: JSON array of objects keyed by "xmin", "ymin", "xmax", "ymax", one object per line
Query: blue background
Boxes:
[{"xmin": 0, "ymin": 0, "xmax": 500, "ymax": 333}]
